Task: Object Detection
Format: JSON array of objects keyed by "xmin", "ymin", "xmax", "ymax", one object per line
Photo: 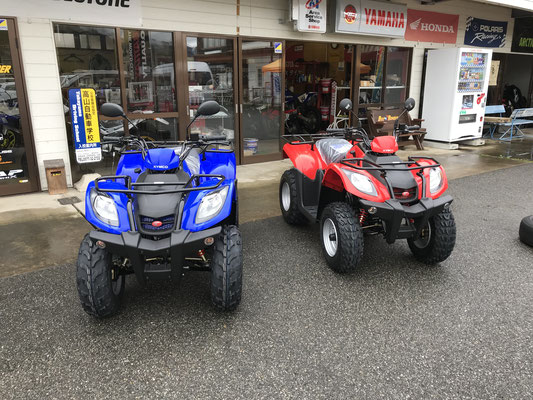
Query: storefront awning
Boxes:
[{"xmin": 262, "ymin": 59, "xmax": 281, "ymax": 73}]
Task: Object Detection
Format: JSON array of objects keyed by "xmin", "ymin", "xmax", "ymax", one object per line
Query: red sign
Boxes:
[
  {"xmin": 405, "ymin": 9, "xmax": 459, "ymax": 44},
  {"xmin": 344, "ymin": 4, "xmax": 356, "ymax": 24}
]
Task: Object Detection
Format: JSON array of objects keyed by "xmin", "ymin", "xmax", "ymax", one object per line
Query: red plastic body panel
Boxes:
[
  {"xmin": 409, "ymin": 158, "xmax": 448, "ymax": 199},
  {"xmin": 371, "ymin": 136, "xmax": 399, "ymax": 154},
  {"xmin": 284, "ymin": 141, "xmax": 449, "ymax": 202},
  {"xmin": 283, "ymin": 143, "xmax": 327, "ymax": 180},
  {"xmin": 323, "ymin": 163, "xmax": 391, "ymax": 202}
]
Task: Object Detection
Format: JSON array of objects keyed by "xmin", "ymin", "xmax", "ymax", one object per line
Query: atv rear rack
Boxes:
[
  {"xmin": 281, "ymin": 132, "xmax": 346, "ymax": 145},
  {"xmin": 94, "ymin": 174, "xmax": 225, "ymax": 195}
]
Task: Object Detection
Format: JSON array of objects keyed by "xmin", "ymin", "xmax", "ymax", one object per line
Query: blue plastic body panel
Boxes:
[{"xmin": 86, "ymin": 148, "xmax": 237, "ymax": 235}]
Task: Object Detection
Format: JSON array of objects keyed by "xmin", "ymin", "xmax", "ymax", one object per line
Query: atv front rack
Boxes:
[
  {"xmin": 340, "ymin": 156, "xmax": 441, "ymax": 198},
  {"xmin": 94, "ymin": 174, "xmax": 225, "ymax": 195}
]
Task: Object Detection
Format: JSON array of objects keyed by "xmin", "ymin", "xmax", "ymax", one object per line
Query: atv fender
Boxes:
[
  {"xmin": 283, "ymin": 143, "xmax": 326, "ymax": 180},
  {"xmin": 323, "ymin": 164, "xmax": 391, "ymax": 203}
]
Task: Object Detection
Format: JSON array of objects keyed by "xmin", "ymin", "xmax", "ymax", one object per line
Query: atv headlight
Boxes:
[
  {"xmin": 343, "ymin": 170, "xmax": 377, "ymax": 196},
  {"xmin": 429, "ymin": 167, "xmax": 443, "ymax": 194},
  {"xmin": 196, "ymin": 186, "xmax": 229, "ymax": 224},
  {"xmin": 90, "ymin": 190, "xmax": 119, "ymax": 226}
]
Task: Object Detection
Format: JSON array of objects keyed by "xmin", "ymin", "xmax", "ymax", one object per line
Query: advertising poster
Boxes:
[
  {"xmin": 68, "ymin": 88, "xmax": 102, "ymax": 164},
  {"xmin": 464, "ymin": 16, "xmax": 507, "ymax": 48},
  {"xmin": 511, "ymin": 17, "xmax": 533, "ymax": 54},
  {"xmin": 127, "ymin": 30, "xmax": 154, "ymax": 108},
  {"xmin": 296, "ymin": 0, "xmax": 327, "ymax": 33},
  {"xmin": 405, "ymin": 9, "xmax": 458, "ymax": 44},
  {"xmin": 336, "ymin": 0, "xmax": 406, "ymax": 38}
]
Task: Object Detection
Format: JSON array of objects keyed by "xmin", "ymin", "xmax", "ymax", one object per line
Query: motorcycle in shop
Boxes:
[{"xmin": 284, "ymin": 89, "xmax": 321, "ymax": 135}]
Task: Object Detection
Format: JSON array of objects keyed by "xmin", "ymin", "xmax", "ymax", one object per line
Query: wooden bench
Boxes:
[
  {"xmin": 366, "ymin": 108, "xmax": 426, "ymax": 150},
  {"xmin": 485, "ymin": 106, "xmax": 533, "ymax": 141}
]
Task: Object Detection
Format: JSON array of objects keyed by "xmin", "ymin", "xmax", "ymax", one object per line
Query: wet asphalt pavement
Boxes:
[{"xmin": 2, "ymin": 164, "xmax": 533, "ymax": 399}]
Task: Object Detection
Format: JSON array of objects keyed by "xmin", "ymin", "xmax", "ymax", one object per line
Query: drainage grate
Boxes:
[{"xmin": 58, "ymin": 196, "xmax": 81, "ymax": 205}]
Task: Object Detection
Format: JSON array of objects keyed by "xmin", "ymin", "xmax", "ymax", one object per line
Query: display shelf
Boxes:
[{"xmin": 458, "ymin": 79, "xmax": 484, "ymax": 83}]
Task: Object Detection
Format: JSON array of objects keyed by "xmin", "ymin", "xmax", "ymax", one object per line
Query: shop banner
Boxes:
[
  {"xmin": 464, "ymin": 16, "xmax": 507, "ymax": 48},
  {"xmin": 405, "ymin": 9, "xmax": 458, "ymax": 44},
  {"xmin": 511, "ymin": 17, "xmax": 533, "ymax": 53},
  {"xmin": 0, "ymin": 0, "xmax": 141, "ymax": 26},
  {"xmin": 294, "ymin": 0, "xmax": 327, "ymax": 33},
  {"xmin": 126, "ymin": 30, "xmax": 154, "ymax": 108},
  {"xmin": 68, "ymin": 88, "xmax": 102, "ymax": 164},
  {"xmin": 336, "ymin": 0, "xmax": 406, "ymax": 38}
]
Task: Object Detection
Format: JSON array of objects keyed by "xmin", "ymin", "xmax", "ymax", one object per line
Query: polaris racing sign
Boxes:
[{"xmin": 464, "ymin": 16, "xmax": 507, "ymax": 48}]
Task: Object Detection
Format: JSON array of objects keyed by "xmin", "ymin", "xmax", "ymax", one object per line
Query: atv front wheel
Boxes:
[
  {"xmin": 280, "ymin": 169, "xmax": 308, "ymax": 225},
  {"xmin": 211, "ymin": 225, "xmax": 243, "ymax": 311},
  {"xmin": 408, "ymin": 209, "xmax": 456, "ymax": 264},
  {"xmin": 320, "ymin": 202, "xmax": 364, "ymax": 273},
  {"xmin": 76, "ymin": 234, "xmax": 125, "ymax": 318}
]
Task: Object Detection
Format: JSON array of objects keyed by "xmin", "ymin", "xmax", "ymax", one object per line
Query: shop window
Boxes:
[
  {"xmin": 187, "ymin": 36, "xmax": 235, "ymax": 144},
  {"xmin": 359, "ymin": 45, "xmax": 385, "ymax": 105},
  {"xmin": 121, "ymin": 29, "xmax": 176, "ymax": 113},
  {"xmin": 384, "ymin": 47, "xmax": 410, "ymax": 104},
  {"xmin": 55, "ymin": 24, "xmax": 121, "ymax": 182},
  {"xmin": 242, "ymin": 40, "xmax": 282, "ymax": 157},
  {"xmin": 55, "ymin": 25, "xmax": 120, "ymax": 106}
]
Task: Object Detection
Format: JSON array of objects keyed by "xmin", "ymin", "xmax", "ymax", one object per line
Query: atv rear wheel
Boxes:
[
  {"xmin": 210, "ymin": 225, "xmax": 243, "ymax": 311},
  {"xmin": 280, "ymin": 169, "xmax": 308, "ymax": 225},
  {"xmin": 320, "ymin": 202, "xmax": 364, "ymax": 273},
  {"xmin": 76, "ymin": 234, "xmax": 125, "ymax": 318},
  {"xmin": 519, "ymin": 215, "xmax": 533, "ymax": 246},
  {"xmin": 408, "ymin": 209, "xmax": 456, "ymax": 264}
]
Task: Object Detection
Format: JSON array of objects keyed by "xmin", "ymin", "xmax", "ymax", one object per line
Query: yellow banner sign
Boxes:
[{"xmin": 80, "ymin": 88, "xmax": 101, "ymax": 144}]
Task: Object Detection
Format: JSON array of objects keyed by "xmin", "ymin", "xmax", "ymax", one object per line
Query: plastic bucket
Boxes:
[{"xmin": 243, "ymin": 138, "xmax": 259, "ymax": 155}]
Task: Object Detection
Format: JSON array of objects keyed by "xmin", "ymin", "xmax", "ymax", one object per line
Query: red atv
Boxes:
[{"xmin": 279, "ymin": 98, "xmax": 456, "ymax": 272}]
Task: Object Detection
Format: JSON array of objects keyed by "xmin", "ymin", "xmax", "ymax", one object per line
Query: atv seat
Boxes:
[{"xmin": 316, "ymin": 138, "xmax": 353, "ymax": 165}]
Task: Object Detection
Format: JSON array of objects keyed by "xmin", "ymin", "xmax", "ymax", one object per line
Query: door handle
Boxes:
[{"xmin": 240, "ymin": 104, "xmax": 243, "ymax": 114}]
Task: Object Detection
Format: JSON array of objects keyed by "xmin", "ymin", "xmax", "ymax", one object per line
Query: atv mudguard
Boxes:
[{"xmin": 283, "ymin": 143, "xmax": 326, "ymax": 180}]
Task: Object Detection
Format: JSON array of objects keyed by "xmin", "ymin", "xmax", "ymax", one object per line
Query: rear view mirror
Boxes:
[
  {"xmin": 339, "ymin": 98, "xmax": 353, "ymax": 112},
  {"xmin": 100, "ymin": 103, "xmax": 125, "ymax": 118},
  {"xmin": 197, "ymin": 100, "xmax": 220, "ymax": 116},
  {"xmin": 404, "ymin": 98, "xmax": 415, "ymax": 111}
]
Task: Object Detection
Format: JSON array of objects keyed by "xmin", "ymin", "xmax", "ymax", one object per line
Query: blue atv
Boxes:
[{"xmin": 76, "ymin": 100, "xmax": 242, "ymax": 317}]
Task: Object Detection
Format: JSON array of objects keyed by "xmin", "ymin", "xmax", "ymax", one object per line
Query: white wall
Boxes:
[
  {"xmin": 17, "ymin": 18, "xmax": 72, "ymax": 190},
  {"xmin": 12, "ymin": 0, "xmax": 519, "ymax": 189}
]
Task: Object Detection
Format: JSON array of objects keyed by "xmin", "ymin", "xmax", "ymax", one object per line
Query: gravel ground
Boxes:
[{"xmin": 1, "ymin": 164, "xmax": 533, "ymax": 399}]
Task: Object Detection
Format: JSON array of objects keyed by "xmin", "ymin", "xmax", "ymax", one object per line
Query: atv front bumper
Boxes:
[
  {"xmin": 359, "ymin": 195, "xmax": 453, "ymax": 244},
  {"xmin": 89, "ymin": 226, "xmax": 222, "ymax": 285}
]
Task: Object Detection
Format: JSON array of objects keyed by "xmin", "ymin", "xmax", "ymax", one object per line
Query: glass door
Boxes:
[
  {"xmin": 0, "ymin": 18, "xmax": 39, "ymax": 196},
  {"xmin": 185, "ymin": 35, "xmax": 238, "ymax": 155},
  {"xmin": 239, "ymin": 40, "xmax": 284, "ymax": 163}
]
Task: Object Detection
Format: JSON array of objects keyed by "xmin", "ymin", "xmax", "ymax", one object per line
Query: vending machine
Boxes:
[{"xmin": 422, "ymin": 47, "xmax": 493, "ymax": 143}]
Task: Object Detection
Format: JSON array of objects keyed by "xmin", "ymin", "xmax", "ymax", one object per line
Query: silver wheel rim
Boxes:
[
  {"xmin": 281, "ymin": 182, "xmax": 291, "ymax": 211},
  {"xmin": 112, "ymin": 274, "xmax": 123, "ymax": 296},
  {"xmin": 413, "ymin": 222, "xmax": 432, "ymax": 249},
  {"xmin": 322, "ymin": 218, "xmax": 338, "ymax": 257}
]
